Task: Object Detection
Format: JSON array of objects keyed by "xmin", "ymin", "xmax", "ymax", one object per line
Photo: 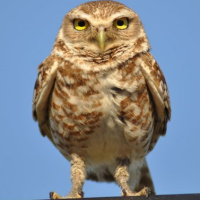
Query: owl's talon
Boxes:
[
  {"xmin": 135, "ymin": 187, "xmax": 151, "ymax": 197},
  {"xmin": 122, "ymin": 189, "xmax": 127, "ymax": 196},
  {"xmin": 78, "ymin": 191, "xmax": 84, "ymax": 198},
  {"xmin": 121, "ymin": 187, "xmax": 151, "ymax": 197},
  {"xmin": 49, "ymin": 191, "xmax": 83, "ymax": 199},
  {"xmin": 49, "ymin": 191, "xmax": 62, "ymax": 199},
  {"xmin": 145, "ymin": 187, "xmax": 151, "ymax": 197}
]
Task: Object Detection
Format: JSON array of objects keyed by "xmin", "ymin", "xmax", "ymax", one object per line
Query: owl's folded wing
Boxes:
[
  {"xmin": 138, "ymin": 52, "xmax": 171, "ymax": 152},
  {"xmin": 32, "ymin": 55, "xmax": 59, "ymax": 143}
]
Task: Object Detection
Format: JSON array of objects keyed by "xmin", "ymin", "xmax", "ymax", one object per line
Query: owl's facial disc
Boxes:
[{"xmin": 96, "ymin": 26, "xmax": 107, "ymax": 51}]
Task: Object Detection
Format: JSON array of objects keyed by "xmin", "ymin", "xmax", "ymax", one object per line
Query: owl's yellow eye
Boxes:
[
  {"xmin": 74, "ymin": 19, "xmax": 89, "ymax": 31},
  {"xmin": 114, "ymin": 18, "xmax": 129, "ymax": 30}
]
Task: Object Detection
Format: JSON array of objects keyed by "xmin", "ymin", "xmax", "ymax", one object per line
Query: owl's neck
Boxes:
[{"xmin": 53, "ymin": 37, "xmax": 150, "ymax": 72}]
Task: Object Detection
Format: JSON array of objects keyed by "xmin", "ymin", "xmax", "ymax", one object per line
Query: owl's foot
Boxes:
[
  {"xmin": 50, "ymin": 191, "xmax": 83, "ymax": 199},
  {"xmin": 50, "ymin": 191, "xmax": 63, "ymax": 199},
  {"xmin": 50, "ymin": 154, "xmax": 85, "ymax": 199},
  {"xmin": 122, "ymin": 187, "xmax": 151, "ymax": 197}
]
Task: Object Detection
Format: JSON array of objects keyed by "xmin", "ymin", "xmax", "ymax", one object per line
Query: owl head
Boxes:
[{"xmin": 56, "ymin": 1, "xmax": 150, "ymax": 63}]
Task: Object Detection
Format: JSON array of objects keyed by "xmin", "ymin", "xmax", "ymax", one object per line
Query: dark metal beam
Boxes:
[{"xmin": 44, "ymin": 194, "xmax": 200, "ymax": 200}]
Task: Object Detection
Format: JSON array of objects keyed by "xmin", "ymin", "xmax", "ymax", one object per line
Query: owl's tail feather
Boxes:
[{"xmin": 135, "ymin": 159, "xmax": 156, "ymax": 195}]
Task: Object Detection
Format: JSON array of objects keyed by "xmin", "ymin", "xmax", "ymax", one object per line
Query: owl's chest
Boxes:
[
  {"xmin": 49, "ymin": 61, "xmax": 153, "ymax": 160},
  {"xmin": 51, "ymin": 61, "xmax": 145, "ymax": 126},
  {"xmin": 51, "ymin": 65, "xmax": 128, "ymax": 129}
]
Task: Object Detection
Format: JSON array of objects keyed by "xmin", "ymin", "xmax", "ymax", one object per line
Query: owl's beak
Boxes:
[{"xmin": 96, "ymin": 27, "xmax": 107, "ymax": 51}]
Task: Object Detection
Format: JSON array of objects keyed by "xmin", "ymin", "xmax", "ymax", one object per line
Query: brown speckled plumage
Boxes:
[{"xmin": 32, "ymin": 1, "xmax": 171, "ymax": 198}]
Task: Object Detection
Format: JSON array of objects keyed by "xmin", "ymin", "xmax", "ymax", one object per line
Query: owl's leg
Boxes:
[
  {"xmin": 50, "ymin": 154, "xmax": 85, "ymax": 199},
  {"xmin": 114, "ymin": 158, "xmax": 150, "ymax": 197}
]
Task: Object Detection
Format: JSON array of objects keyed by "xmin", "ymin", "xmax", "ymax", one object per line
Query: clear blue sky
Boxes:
[{"xmin": 1, "ymin": 0, "xmax": 200, "ymax": 199}]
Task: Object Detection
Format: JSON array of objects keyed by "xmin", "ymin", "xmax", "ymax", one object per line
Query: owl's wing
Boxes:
[
  {"xmin": 32, "ymin": 55, "xmax": 59, "ymax": 144},
  {"xmin": 138, "ymin": 52, "xmax": 171, "ymax": 152}
]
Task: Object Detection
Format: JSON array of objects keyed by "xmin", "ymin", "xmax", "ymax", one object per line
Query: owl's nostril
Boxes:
[{"xmin": 96, "ymin": 27, "xmax": 107, "ymax": 33}]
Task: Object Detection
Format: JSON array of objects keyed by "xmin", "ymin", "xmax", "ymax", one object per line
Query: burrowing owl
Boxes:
[{"xmin": 33, "ymin": 1, "xmax": 171, "ymax": 199}]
